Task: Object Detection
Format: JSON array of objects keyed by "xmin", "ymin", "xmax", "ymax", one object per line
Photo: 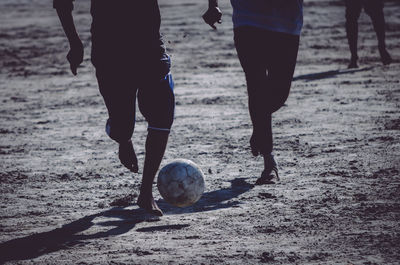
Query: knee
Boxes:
[
  {"xmin": 345, "ymin": 8, "xmax": 361, "ymax": 23},
  {"xmin": 139, "ymin": 73, "xmax": 175, "ymax": 132},
  {"xmin": 266, "ymin": 82, "xmax": 291, "ymax": 114},
  {"xmin": 105, "ymin": 118, "xmax": 135, "ymax": 143},
  {"xmin": 365, "ymin": 9, "xmax": 384, "ymax": 22},
  {"xmin": 245, "ymin": 71, "xmax": 267, "ymax": 92},
  {"xmin": 346, "ymin": 13, "xmax": 359, "ymax": 25},
  {"xmin": 268, "ymin": 95, "xmax": 289, "ymax": 114}
]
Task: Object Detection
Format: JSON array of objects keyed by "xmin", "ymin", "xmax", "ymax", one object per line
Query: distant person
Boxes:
[
  {"xmin": 203, "ymin": 0, "xmax": 303, "ymax": 184},
  {"xmin": 345, "ymin": 0, "xmax": 392, "ymax": 68},
  {"xmin": 54, "ymin": 0, "xmax": 175, "ymax": 216}
]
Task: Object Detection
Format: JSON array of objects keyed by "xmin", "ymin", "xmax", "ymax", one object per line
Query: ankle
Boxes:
[
  {"xmin": 138, "ymin": 188, "xmax": 153, "ymax": 200},
  {"xmin": 119, "ymin": 139, "xmax": 132, "ymax": 146},
  {"xmin": 263, "ymin": 153, "xmax": 277, "ymax": 169}
]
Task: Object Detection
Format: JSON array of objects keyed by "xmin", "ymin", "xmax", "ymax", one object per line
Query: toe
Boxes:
[
  {"xmin": 119, "ymin": 140, "xmax": 139, "ymax": 173},
  {"xmin": 151, "ymin": 208, "xmax": 163, "ymax": 216},
  {"xmin": 137, "ymin": 197, "xmax": 163, "ymax": 216},
  {"xmin": 255, "ymin": 170, "xmax": 275, "ymax": 185},
  {"xmin": 131, "ymin": 164, "xmax": 139, "ymax": 173}
]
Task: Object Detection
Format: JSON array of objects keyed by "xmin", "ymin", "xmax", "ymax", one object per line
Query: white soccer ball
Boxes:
[{"xmin": 157, "ymin": 159, "xmax": 205, "ymax": 207}]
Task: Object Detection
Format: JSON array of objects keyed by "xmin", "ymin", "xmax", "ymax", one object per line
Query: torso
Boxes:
[
  {"xmin": 230, "ymin": 0, "xmax": 303, "ymax": 35},
  {"xmin": 89, "ymin": 0, "xmax": 166, "ymax": 66}
]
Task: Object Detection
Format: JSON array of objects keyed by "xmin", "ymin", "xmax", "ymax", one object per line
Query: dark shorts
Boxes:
[
  {"xmin": 89, "ymin": 0, "xmax": 165, "ymax": 68},
  {"xmin": 234, "ymin": 26, "xmax": 299, "ymax": 154},
  {"xmin": 234, "ymin": 26, "xmax": 299, "ymax": 114},
  {"xmin": 345, "ymin": 0, "xmax": 384, "ymax": 19},
  {"xmin": 95, "ymin": 54, "xmax": 175, "ymax": 143},
  {"xmin": 86, "ymin": 0, "xmax": 173, "ymax": 142}
]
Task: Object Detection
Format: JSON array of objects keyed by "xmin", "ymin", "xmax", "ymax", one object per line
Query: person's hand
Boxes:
[
  {"xmin": 67, "ymin": 39, "xmax": 84, "ymax": 75},
  {"xmin": 202, "ymin": 6, "xmax": 222, "ymax": 29}
]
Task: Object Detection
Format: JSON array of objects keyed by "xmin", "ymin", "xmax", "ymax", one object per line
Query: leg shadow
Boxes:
[
  {"xmin": 292, "ymin": 66, "xmax": 373, "ymax": 82},
  {"xmin": 0, "ymin": 207, "xmax": 157, "ymax": 263},
  {"xmin": 0, "ymin": 178, "xmax": 254, "ymax": 263}
]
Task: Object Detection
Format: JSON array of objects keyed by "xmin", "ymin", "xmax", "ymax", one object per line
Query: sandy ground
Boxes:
[{"xmin": 1, "ymin": 0, "xmax": 400, "ymax": 264}]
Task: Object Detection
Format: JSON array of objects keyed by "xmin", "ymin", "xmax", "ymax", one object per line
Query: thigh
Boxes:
[
  {"xmin": 265, "ymin": 31, "xmax": 300, "ymax": 112},
  {"xmin": 267, "ymin": 31, "xmax": 299, "ymax": 81},
  {"xmin": 363, "ymin": 0, "xmax": 384, "ymax": 17},
  {"xmin": 95, "ymin": 67, "xmax": 138, "ymax": 142},
  {"xmin": 234, "ymin": 26, "xmax": 270, "ymax": 102},
  {"xmin": 345, "ymin": 0, "xmax": 362, "ymax": 20},
  {"xmin": 95, "ymin": 68, "xmax": 137, "ymax": 118},
  {"xmin": 234, "ymin": 26, "xmax": 268, "ymax": 75},
  {"xmin": 138, "ymin": 54, "xmax": 175, "ymax": 131}
]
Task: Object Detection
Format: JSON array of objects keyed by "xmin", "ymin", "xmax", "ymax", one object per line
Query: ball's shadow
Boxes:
[{"xmin": 159, "ymin": 177, "xmax": 254, "ymax": 215}]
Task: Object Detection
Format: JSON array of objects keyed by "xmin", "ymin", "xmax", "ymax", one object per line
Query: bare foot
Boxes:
[
  {"xmin": 137, "ymin": 195, "xmax": 163, "ymax": 216},
  {"xmin": 119, "ymin": 139, "xmax": 139, "ymax": 173},
  {"xmin": 379, "ymin": 47, "xmax": 392, "ymax": 65},
  {"xmin": 256, "ymin": 154, "xmax": 279, "ymax": 185},
  {"xmin": 348, "ymin": 58, "xmax": 358, "ymax": 69},
  {"xmin": 255, "ymin": 171, "xmax": 275, "ymax": 185}
]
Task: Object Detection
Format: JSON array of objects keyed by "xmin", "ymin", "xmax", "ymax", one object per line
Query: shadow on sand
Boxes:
[
  {"xmin": 159, "ymin": 177, "xmax": 254, "ymax": 215},
  {"xmin": 0, "ymin": 178, "xmax": 253, "ymax": 263},
  {"xmin": 292, "ymin": 67, "xmax": 373, "ymax": 82},
  {"xmin": 0, "ymin": 207, "xmax": 152, "ymax": 263}
]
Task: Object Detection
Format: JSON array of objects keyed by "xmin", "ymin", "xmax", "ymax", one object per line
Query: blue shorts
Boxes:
[{"xmin": 95, "ymin": 54, "xmax": 175, "ymax": 143}]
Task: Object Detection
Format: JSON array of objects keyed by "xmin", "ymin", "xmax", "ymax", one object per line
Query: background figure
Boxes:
[
  {"xmin": 345, "ymin": 0, "xmax": 392, "ymax": 68},
  {"xmin": 203, "ymin": 0, "xmax": 303, "ymax": 184}
]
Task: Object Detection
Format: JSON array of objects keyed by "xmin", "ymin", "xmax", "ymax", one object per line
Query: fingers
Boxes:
[
  {"xmin": 67, "ymin": 55, "xmax": 80, "ymax": 75},
  {"xmin": 70, "ymin": 64, "xmax": 77, "ymax": 76},
  {"xmin": 67, "ymin": 56, "xmax": 82, "ymax": 75},
  {"xmin": 122, "ymin": 162, "xmax": 139, "ymax": 173},
  {"xmin": 202, "ymin": 7, "xmax": 222, "ymax": 29},
  {"xmin": 206, "ymin": 18, "xmax": 219, "ymax": 30},
  {"xmin": 66, "ymin": 45, "xmax": 83, "ymax": 76}
]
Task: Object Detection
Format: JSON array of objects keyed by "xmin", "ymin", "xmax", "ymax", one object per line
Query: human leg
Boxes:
[
  {"xmin": 364, "ymin": 0, "xmax": 392, "ymax": 65},
  {"xmin": 264, "ymin": 31, "xmax": 299, "ymax": 114},
  {"xmin": 255, "ymin": 154, "xmax": 279, "ymax": 185},
  {"xmin": 247, "ymin": 74, "xmax": 273, "ymax": 157},
  {"xmin": 234, "ymin": 27, "xmax": 299, "ymax": 182},
  {"xmin": 95, "ymin": 68, "xmax": 139, "ymax": 172},
  {"xmin": 137, "ymin": 130, "xmax": 169, "ymax": 216},
  {"xmin": 234, "ymin": 26, "xmax": 271, "ymax": 157},
  {"xmin": 258, "ymin": 30, "xmax": 299, "ymax": 182},
  {"xmin": 345, "ymin": 0, "xmax": 362, "ymax": 68},
  {"xmin": 136, "ymin": 55, "xmax": 175, "ymax": 215}
]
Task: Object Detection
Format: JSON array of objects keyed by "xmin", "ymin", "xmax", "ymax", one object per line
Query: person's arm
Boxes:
[
  {"xmin": 54, "ymin": 0, "xmax": 83, "ymax": 75},
  {"xmin": 202, "ymin": 0, "xmax": 222, "ymax": 29}
]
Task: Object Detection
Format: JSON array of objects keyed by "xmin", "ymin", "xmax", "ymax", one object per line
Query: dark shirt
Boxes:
[
  {"xmin": 54, "ymin": 0, "xmax": 166, "ymax": 66},
  {"xmin": 53, "ymin": 0, "xmax": 74, "ymax": 10},
  {"xmin": 231, "ymin": 0, "xmax": 303, "ymax": 35}
]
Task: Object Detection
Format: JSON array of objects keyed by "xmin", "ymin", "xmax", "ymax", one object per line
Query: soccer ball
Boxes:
[{"xmin": 157, "ymin": 159, "xmax": 205, "ymax": 207}]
